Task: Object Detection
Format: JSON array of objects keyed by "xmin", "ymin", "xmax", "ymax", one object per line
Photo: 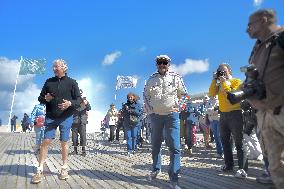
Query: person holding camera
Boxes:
[
  {"xmin": 122, "ymin": 93, "xmax": 142, "ymax": 156},
  {"xmin": 70, "ymin": 89, "xmax": 91, "ymax": 156},
  {"xmin": 246, "ymin": 9, "xmax": 284, "ymax": 189},
  {"xmin": 209, "ymin": 63, "xmax": 248, "ymax": 178},
  {"xmin": 31, "ymin": 59, "xmax": 81, "ymax": 184},
  {"xmin": 144, "ymin": 55, "xmax": 188, "ymax": 189}
]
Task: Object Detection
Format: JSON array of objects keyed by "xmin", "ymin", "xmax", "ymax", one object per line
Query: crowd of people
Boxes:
[{"xmin": 4, "ymin": 8, "xmax": 282, "ymax": 189}]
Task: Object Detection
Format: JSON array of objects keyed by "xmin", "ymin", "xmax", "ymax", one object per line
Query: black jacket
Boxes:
[
  {"xmin": 38, "ymin": 75, "xmax": 81, "ymax": 119},
  {"xmin": 73, "ymin": 98, "xmax": 91, "ymax": 125}
]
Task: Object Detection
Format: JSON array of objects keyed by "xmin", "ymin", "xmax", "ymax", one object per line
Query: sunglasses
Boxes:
[{"xmin": 157, "ymin": 61, "xmax": 169, "ymax": 65}]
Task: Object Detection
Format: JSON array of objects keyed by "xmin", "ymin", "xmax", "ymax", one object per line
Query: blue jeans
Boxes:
[
  {"xmin": 125, "ymin": 125, "xmax": 138, "ymax": 152},
  {"xmin": 150, "ymin": 112, "xmax": 180, "ymax": 182},
  {"xmin": 35, "ymin": 126, "xmax": 45, "ymax": 145},
  {"xmin": 210, "ymin": 120, "xmax": 223, "ymax": 155}
]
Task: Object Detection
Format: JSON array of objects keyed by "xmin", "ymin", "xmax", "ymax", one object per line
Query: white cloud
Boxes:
[
  {"xmin": 102, "ymin": 51, "xmax": 122, "ymax": 66},
  {"xmin": 253, "ymin": 0, "xmax": 263, "ymax": 6},
  {"xmin": 0, "ymin": 57, "xmax": 41, "ymax": 126},
  {"xmin": 170, "ymin": 58, "xmax": 209, "ymax": 76},
  {"xmin": 77, "ymin": 77, "xmax": 107, "ymax": 132}
]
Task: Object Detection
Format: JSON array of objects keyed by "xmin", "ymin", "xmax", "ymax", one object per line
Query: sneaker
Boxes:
[
  {"xmin": 145, "ymin": 139, "xmax": 150, "ymax": 144},
  {"xmin": 70, "ymin": 150, "xmax": 78, "ymax": 155},
  {"xmin": 122, "ymin": 140, "xmax": 127, "ymax": 144},
  {"xmin": 31, "ymin": 170, "xmax": 43, "ymax": 184},
  {"xmin": 81, "ymin": 151, "xmax": 86, "ymax": 157},
  {"xmin": 127, "ymin": 152, "xmax": 133, "ymax": 157},
  {"xmin": 217, "ymin": 165, "xmax": 233, "ymax": 172},
  {"xmin": 234, "ymin": 169, "xmax": 247, "ymax": 178},
  {"xmin": 59, "ymin": 168, "xmax": 69, "ymax": 180},
  {"xmin": 170, "ymin": 181, "xmax": 181, "ymax": 189},
  {"xmin": 256, "ymin": 174, "xmax": 273, "ymax": 184},
  {"xmin": 147, "ymin": 170, "xmax": 161, "ymax": 181}
]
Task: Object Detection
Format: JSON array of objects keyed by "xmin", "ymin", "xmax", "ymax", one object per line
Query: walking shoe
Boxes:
[
  {"xmin": 59, "ymin": 168, "xmax": 69, "ymax": 180},
  {"xmin": 122, "ymin": 140, "xmax": 127, "ymax": 144},
  {"xmin": 217, "ymin": 165, "xmax": 233, "ymax": 172},
  {"xmin": 81, "ymin": 151, "xmax": 87, "ymax": 157},
  {"xmin": 70, "ymin": 150, "xmax": 78, "ymax": 155},
  {"xmin": 234, "ymin": 169, "xmax": 247, "ymax": 178},
  {"xmin": 127, "ymin": 151, "xmax": 133, "ymax": 157},
  {"xmin": 256, "ymin": 173, "xmax": 273, "ymax": 184},
  {"xmin": 170, "ymin": 181, "xmax": 181, "ymax": 189},
  {"xmin": 31, "ymin": 170, "xmax": 43, "ymax": 184},
  {"xmin": 146, "ymin": 170, "xmax": 161, "ymax": 181}
]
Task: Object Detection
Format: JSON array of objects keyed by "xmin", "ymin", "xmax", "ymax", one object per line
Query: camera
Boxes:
[
  {"xmin": 216, "ymin": 70, "xmax": 225, "ymax": 78},
  {"xmin": 227, "ymin": 64, "xmax": 266, "ymax": 104}
]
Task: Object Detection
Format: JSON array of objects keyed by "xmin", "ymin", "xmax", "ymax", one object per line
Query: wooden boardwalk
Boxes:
[{"xmin": 0, "ymin": 132, "xmax": 273, "ymax": 189}]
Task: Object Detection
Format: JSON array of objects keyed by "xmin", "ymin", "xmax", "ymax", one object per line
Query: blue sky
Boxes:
[{"xmin": 0, "ymin": 0, "xmax": 283, "ymax": 130}]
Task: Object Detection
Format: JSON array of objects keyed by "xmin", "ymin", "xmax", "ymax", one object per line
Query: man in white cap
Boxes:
[{"xmin": 144, "ymin": 55, "xmax": 188, "ymax": 189}]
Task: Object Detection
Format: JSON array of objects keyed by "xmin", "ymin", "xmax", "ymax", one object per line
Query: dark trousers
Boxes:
[
  {"xmin": 220, "ymin": 110, "xmax": 248, "ymax": 171},
  {"xmin": 116, "ymin": 123, "xmax": 125, "ymax": 141},
  {"xmin": 11, "ymin": 124, "xmax": 16, "ymax": 132},
  {"xmin": 185, "ymin": 120, "xmax": 193, "ymax": 149},
  {"xmin": 109, "ymin": 125, "xmax": 116, "ymax": 141},
  {"xmin": 71, "ymin": 123, "xmax": 87, "ymax": 146}
]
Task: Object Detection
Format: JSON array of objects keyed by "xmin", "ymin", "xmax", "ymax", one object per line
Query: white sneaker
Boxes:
[
  {"xmin": 234, "ymin": 169, "xmax": 247, "ymax": 178},
  {"xmin": 122, "ymin": 140, "xmax": 127, "ymax": 144}
]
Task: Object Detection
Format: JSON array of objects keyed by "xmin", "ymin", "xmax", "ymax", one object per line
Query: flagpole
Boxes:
[{"xmin": 8, "ymin": 56, "xmax": 22, "ymax": 127}]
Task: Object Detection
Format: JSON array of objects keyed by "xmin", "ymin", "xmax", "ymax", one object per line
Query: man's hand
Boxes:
[
  {"xmin": 58, "ymin": 99, "xmax": 72, "ymax": 110},
  {"xmin": 45, "ymin": 93, "xmax": 54, "ymax": 102}
]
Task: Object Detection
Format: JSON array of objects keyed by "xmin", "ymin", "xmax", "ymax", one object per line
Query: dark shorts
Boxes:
[{"xmin": 44, "ymin": 115, "xmax": 73, "ymax": 141}]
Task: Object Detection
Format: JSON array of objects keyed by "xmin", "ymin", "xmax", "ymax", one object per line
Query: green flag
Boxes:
[{"xmin": 19, "ymin": 57, "xmax": 46, "ymax": 75}]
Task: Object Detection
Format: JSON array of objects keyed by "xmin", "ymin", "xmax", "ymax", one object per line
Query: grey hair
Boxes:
[
  {"xmin": 251, "ymin": 9, "xmax": 277, "ymax": 25},
  {"xmin": 53, "ymin": 59, "xmax": 68, "ymax": 72}
]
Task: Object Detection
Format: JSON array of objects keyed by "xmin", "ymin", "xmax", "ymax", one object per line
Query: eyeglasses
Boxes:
[{"xmin": 157, "ymin": 61, "xmax": 169, "ymax": 65}]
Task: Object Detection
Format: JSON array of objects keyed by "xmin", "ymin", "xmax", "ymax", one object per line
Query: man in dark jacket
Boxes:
[
  {"xmin": 32, "ymin": 59, "xmax": 80, "ymax": 184},
  {"xmin": 10, "ymin": 115, "xmax": 18, "ymax": 132},
  {"xmin": 70, "ymin": 89, "xmax": 91, "ymax": 156},
  {"xmin": 246, "ymin": 9, "xmax": 284, "ymax": 189}
]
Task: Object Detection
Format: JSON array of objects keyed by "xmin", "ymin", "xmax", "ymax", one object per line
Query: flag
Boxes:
[
  {"xmin": 116, "ymin": 75, "xmax": 138, "ymax": 90},
  {"xmin": 19, "ymin": 57, "xmax": 46, "ymax": 75}
]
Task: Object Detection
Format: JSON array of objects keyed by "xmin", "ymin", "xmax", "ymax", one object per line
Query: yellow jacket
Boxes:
[{"xmin": 208, "ymin": 78, "xmax": 241, "ymax": 112}]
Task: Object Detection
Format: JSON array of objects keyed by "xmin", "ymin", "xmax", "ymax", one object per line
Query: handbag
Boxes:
[{"xmin": 35, "ymin": 116, "xmax": 45, "ymax": 127}]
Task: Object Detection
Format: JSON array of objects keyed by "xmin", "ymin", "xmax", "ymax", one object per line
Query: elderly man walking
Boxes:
[{"xmin": 144, "ymin": 55, "xmax": 188, "ymax": 189}]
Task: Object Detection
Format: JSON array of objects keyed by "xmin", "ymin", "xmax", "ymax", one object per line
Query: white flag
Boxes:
[{"xmin": 116, "ymin": 75, "xmax": 138, "ymax": 90}]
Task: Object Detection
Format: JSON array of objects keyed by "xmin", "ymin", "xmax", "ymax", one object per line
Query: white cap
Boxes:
[{"xmin": 156, "ymin": 55, "xmax": 171, "ymax": 62}]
